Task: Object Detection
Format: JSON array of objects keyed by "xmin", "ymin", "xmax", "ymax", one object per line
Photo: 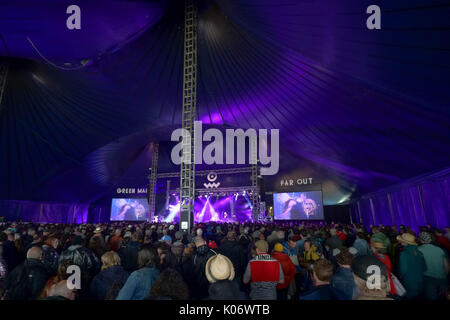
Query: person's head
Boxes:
[
  {"xmin": 370, "ymin": 239, "xmax": 386, "ymax": 254},
  {"xmin": 205, "ymin": 254, "xmax": 235, "ymax": 283},
  {"xmin": 175, "ymin": 231, "xmax": 183, "ymax": 241},
  {"xmin": 335, "ymin": 247, "xmax": 354, "ymax": 268},
  {"xmin": 71, "ymin": 235, "xmax": 84, "ymax": 246},
  {"xmin": 311, "ymin": 259, "xmax": 333, "ymax": 286},
  {"xmin": 288, "ymin": 235, "xmax": 300, "ymax": 248},
  {"xmin": 148, "ymin": 268, "xmax": 189, "ymax": 300},
  {"xmin": 254, "ymin": 240, "xmax": 268, "ymax": 254},
  {"xmin": 351, "ymin": 255, "xmax": 390, "ymax": 299},
  {"xmin": 101, "ymin": 251, "xmax": 121, "ymax": 271},
  {"xmin": 48, "ymin": 280, "xmax": 76, "ymax": 300},
  {"xmin": 115, "ymin": 229, "xmax": 122, "ymax": 237},
  {"xmin": 131, "ymin": 231, "xmax": 141, "ymax": 242},
  {"xmin": 304, "ymin": 240, "xmax": 312, "ymax": 251},
  {"xmin": 226, "ymin": 231, "xmax": 236, "ymax": 241},
  {"xmin": 329, "ymin": 228, "xmax": 337, "ymax": 236},
  {"xmin": 56, "ymin": 260, "xmax": 73, "ymax": 279},
  {"xmin": 194, "ymin": 236, "xmax": 206, "ymax": 248},
  {"xmin": 273, "ymin": 243, "xmax": 283, "ymax": 253},
  {"xmin": 196, "ymin": 228, "xmax": 203, "ymax": 237},
  {"xmin": 44, "ymin": 237, "xmax": 60, "ymax": 249},
  {"xmin": 0, "ymin": 232, "xmax": 7, "ymax": 244},
  {"xmin": 26, "ymin": 246, "xmax": 43, "ymax": 260},
  {"xmin": 27, "ymin": 228, "xmax": 36, "ymax": 237},
  {"xmin": 138, "ymin": 245, "xmax": 159, "ymax": 269},
  {"xmin": 396, "ymin": 233, "xmax": 417, "ymax": 246},
  {"xmin": 155, "ymin": 241, "xmax": 170, "ymax": 265},
  {"xmin": 7, "ymin": 232, "xmax": 14, "ymax": 241}
]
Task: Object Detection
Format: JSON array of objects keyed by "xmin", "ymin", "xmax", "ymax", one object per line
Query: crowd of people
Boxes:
[{"xmin": 0, "ymin": 220, "xmax": 449, "ymax": 300}]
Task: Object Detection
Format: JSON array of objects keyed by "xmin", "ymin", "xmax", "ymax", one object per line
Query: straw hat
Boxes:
[
  {"xmin": 205, "ymin": 254, "xmax": 235, "ymax": 283},
  {"xmin": 397, "ymin": 233, "xmax": 417, "ymax": 245}
]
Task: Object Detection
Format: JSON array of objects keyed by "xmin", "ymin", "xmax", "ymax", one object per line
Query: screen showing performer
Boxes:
[
  {"xmin": 110, "ymin": 198, "xmax": 149, "ymax": 221},
  {"xmin": 273, "ymin": 191, "xmax": 323, "ymax": 220}
]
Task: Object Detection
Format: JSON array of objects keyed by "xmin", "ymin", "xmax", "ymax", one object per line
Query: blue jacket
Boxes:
[
  {"xmin": 116, "ymin": 266, "xmax": 160, "ymax": 300},
  {"xmin": 330, "ymin": 267, "xmax": 357, "ymax": 300},
  {"xmin": 300, "ymin": 284, "xmax": 339, "ymax": 300},
  {"xmin": 90, "ymin": 265, "xmax": 129, "ymax": 300},
  {"xmin": 353, "ymin": 238, "xmax": 372, "ymax": 257},
  {"xmin": 282, "ymin": 242, "xmax": 301, "ymax": 272}
]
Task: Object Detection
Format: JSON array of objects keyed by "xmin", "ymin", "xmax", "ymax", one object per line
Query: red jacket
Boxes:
[
  {"xmin": 337, "ymin": 232, "xmax": 347, "ymax": 241},
  {"xmin": 272, "ymin": 252, "xmax": 296, "ymax": 290},
  {"xmin": 374, "ymin": 253, "xmax": 396, "ymax": 296},
  {"xmin": 436, "ymin": 236, "xmax": 450, "ymax": 252}
]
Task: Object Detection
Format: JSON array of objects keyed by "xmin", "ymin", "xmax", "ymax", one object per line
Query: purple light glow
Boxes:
[{"xmin": 159, "ymin": 194, "xmax": 253, "ymax": 223}]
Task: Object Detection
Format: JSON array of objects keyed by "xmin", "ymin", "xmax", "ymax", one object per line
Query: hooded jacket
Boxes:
[{"xmin": 272, "ymin": 251, "xmax": 296, "ymax": 290}]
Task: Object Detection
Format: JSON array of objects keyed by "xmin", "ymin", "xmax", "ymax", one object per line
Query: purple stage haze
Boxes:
[{"xmin": 158, "ymin": 193, "xmax": 254, "ymax": 223}]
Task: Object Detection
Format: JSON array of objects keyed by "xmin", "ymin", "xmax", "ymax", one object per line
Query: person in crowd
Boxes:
[
  {"xmin": 371, "ymin": 227, "xmax": 392, "ymax": 254},
  {"xmin": 300, "ymin": 259, "xmax": 337, "ymax": 300},
  {"xmin": 301, "ymin": 240, "xmax": 321, "ymax": 265},
  {"xmin": 89, "ymin": 236, "xmax": 106, "ymax": 260},
  {"xmin": 1, "ymin": 231, "xmax": 22, "ymax": 273},
  {"xmin": 0, "ymin": 241, "xmax": 8, "ymax": 296},
  {"xmin": 417, "ymin": 231, "xmax": 449, "ymax": 300},
  {"xmin": 272, "ymin": 243, "xmax": 296, "ymax": 300},
  {"xmin": 116, "ymin": 244, "xmax": 160, "ymax": 300},
  {"xmin": 41, "ymin": 237, "xmax": 60, "ymax": 275},
  {"xmin": 205, "ymin": 253, "xmax": 245, "ymax": 300},
  {"xmin": 59, "ymin": 235, "xmax": 101, "ymax": 292},
  {"xmin": 295, "ymin": 230, "xmax": 307, "ymax": 257},
  {"xmin": 444, "ymin": 227, "xmax": 450, "ymax": 242},
  {"xmin": 155, "ymin": 241, "xmax": 178, "ymax": 271},
  {"xmin": 352, "ymin": 232, "xmax": 371, "ymax": 257},
  {"xmin": 181, "ymin": 236, "xmax": 216, "ymax": 300},
  {"xmin": 148, "ymin": 268, "xmax": 189, "ymax": 300},
  {"xmin": 40, "ymin": 280, "xmax": 77, "ymax": 300},
  {"xmin": 243, "ymin": 240, "xmax": 284, "ymax": 300},
  {"xmin": 397, "ymin": 233, "xmax": 426, "ymax": 299},
  {"xmin": 370, "ymin": 239, "xmax": 397, "ymax": 297},
  {"xmin": 118, "ymin": 231, "xmax": 142, "ymax": 273},
  {"xmin": 324, "ymin": 228, "xmax": 343, "ymax": 253},
  {"xmin": 433, "ymin": 228, "xmax": 450, "ymax": 252},
  {"xmin": 90, "ymin": 251, "xmax": 128, "ymax": 300},
  {"xmin": 109, "ymin": 229, "xmax": 123, "ymax": 252},
  {"xmin": 351, "ymin": 255, "xmax": 393, "ymax": 300},
  {"xmin": 171, "ymin": 232, "xmax": 185, "ymax": 266},
  {"xmin": 3, "ymin": 246, "xmax": 50, "ymax": 300},
  {"xmin": 219, "ymin": 231, "xmax": 247, "ymax": 282},
  {"xmin": 39, "ymin": 259, "xmax": 72, "ymax": 298},
  {"xmin": 330, "ymin": 247, "xmax": 357, "ymax": 300}
]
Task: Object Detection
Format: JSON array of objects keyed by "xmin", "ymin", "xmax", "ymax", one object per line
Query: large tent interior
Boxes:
[{"xmin": 0, "ymin": 0, "xmax": 449, "ymax": 229}]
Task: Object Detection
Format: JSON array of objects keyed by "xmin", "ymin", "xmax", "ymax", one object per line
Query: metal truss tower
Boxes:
[
  {"xmin": 148, "ymin": 142, "xmax": 159, "ymax": 221},
  {"xmin": 180, "ymin": 0, "xmax": 198, "ymax": 231},
  {"xmin": 250, "ymin": 138, "xmax": 260, "ymax": 221}
]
